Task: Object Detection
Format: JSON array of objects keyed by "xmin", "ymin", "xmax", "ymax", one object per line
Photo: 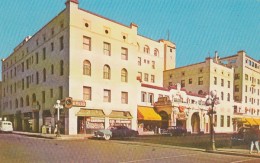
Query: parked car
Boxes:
[
  {"xmin": 94, "ymin": 126, "xmax": 138, "ymax": 140},
  {"xmin": 230, "ymin": 127, "xmax": 251, "ymax": 146},
  {"xmin": 162, "ymin": 126, "xmax": 187, "ymax": 136},
  {"xmin": 0, "ymin": 120, "xmax": 13, "ymax": 133}
]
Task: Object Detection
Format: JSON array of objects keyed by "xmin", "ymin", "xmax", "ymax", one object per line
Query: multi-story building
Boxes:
[
  {"xmin": 1, "ymin": 0, "xmax": 176, "ymax": 135},
  {"xmin": 164, "ymin": 51, "xmax": 260, "ymax": 133}
]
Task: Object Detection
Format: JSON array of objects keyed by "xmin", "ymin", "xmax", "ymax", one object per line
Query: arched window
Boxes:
[
  {"xmin": 144, "ymin": 45, "xmax": 150, "ymax": 54},
  {"xmin": 26, "ymin": 95, "xmax": 29, "ymax": 106},
  {"xmin": 20, "ymin": 97, "xmax": 23, "ymax": 107},
  {"xmin": 43, "ymin": 68, "xmax": 46, "ymax": 82},
  {"xmin": 83, "ymin": 60, "xmax": 91, "ymax": 76},
  {"xmin": 154, "ymin": 48, "xmax": 159, "ymax": 56},
  {"xmin": 227, "ymin": 93, "xmax": 230, "ymax": 101},
  {"xmin": 121, "ymin": 68, "xmax": 128, "ymax": 82},
  {"xmin": 51, "ymin": 64, "xmax": 54, "ymax": 74},
  {"xmin": 60, "ymin": 60, "xmax": 64, "ymax": 76},
  {"xmin": 15, "ymin": 99, "xmax": 18, "ymax": 108},
  {"xmin": 103, "ymin": 65, "xmax": 110, "ymax": 79}
]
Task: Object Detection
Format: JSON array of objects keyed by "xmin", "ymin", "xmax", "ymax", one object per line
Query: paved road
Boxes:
[{"xmin": 1, "ymin": 133, "xmax": 260, "ymax": 163}]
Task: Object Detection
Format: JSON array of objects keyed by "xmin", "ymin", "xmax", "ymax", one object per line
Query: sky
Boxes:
[{"xmin": 0, "ymin": 0, "xmax": 259, "ymax": 70}]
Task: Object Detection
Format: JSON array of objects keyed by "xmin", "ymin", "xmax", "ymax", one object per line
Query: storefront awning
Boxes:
[
  {"xmin": 245, "ymin": 118, "xmax": 258, "ymax": 126},
  {"xmin": 76, "ymin": 109, "xmax": 105, "ymax": 117},
  {"xmin": 138, "ymin": 106, "xmax": 162, "ymax": 121},
  {"xmin": 109, "ymin": 111, "xmax": 132, "ymax": 119},
  {"xmin": 253, "ymin": 119, "xmax": 260, "ymax": 125}
]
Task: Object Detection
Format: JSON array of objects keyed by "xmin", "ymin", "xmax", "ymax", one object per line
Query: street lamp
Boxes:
[
  {"xmin": 205, "ymin": 90, "xmax": 219, "ymax": 151},
  {"xmin": 54, "ymin": 100, "xmax": 64, "ymax": 137}
]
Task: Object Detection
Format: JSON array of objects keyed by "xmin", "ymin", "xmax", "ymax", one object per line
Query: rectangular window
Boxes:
[
  {"xmin": 21, "ymin": 62, "xmax": 24, "ymax": 72},
  {"xmin": 60, "ymin": 36, "xmax": 64, "ymax": 51},
  {"xmin": 221, "ymin": 79, "xmax": 224, "ymax": 86},
  {"xmin": 103, "ymin": 89, "xmax": 111, "ymax": 102},
  {"xmin": 83, "ymin": 36, "xmax": 91, "ymax": 51},
  {"xmin": 121, "ymin": 92, "xmax": 128, "ymax": 104},
  {"xmin": 138, "ymin": 72, "xmax": 142, "ymax": 81},
  {"xmin": 148, "ymin": 93, "xmax": 154, "ymax": 104},
  {"xmin": 121, "ymin": 47, "xmax": 128, "ymax": 60},
  {"xmin": 245, "ymin": 96, "xmax": 247, "ymax": 103},
  {"xmin": 59, "ymin": 86, "xmax": 63, "ymax": 100},
  {"xmin": 50, "ymin": 89, "xmax": 53, "ymax": 98},
  {"xmin": 214, "ymin": 115, "xmax": 217, "ymax": 127},
  {"xmin": 43, "ymin": 47, "xmax": 46, "ymax": 60},
  {"xmin": 83, "ymin": 86, "xmax": 91, "ymax": 100},
  {"xmin": 228, "ymin": 81, "xmax": 230, "ymax": 88},
  {"xmin": 181, "ymin": 80, "xmax": 185, "ymax": 88},
  {"xmin": 42, "ymin": 91, "xmax": 45, "ymax": 103},
  {"xmin": 245, "ymin": 74, "xmax": 248, "ymax": 80},
  {"xmin": 141, "ymin": 92, "xmax": 146, "ymax": 102},
  {"xmin": 198, "ymin": 77, "xmax": 203, "ymax": 85},
  {"xmin": 22, "ymin": 79, "xmax": 24, "ymax": 90},
  {"xmin": 152, "ymin": 61, "xmax": 155, "ymax": 69},
  {"xmin": 234, "ymin": 74, "xmax": 240, "ymax": 80},
  {"xmin": 214, "ymin": 77, "xmax": 217, "ymax": 85},
  {"xmin": 220, "ymin": 115, "xmax": 224, "ymax": 127},
  {"xmin": 103, "ymin": 42, "xmax": 111, "ymax": 56},
  {"xmin": 151, "ymin": 75, "xmax": 155, "ymax": 83},
  {"xmin": 245, "ymin": 85, "xmax": 248, "ymax": 92},
  {"xmin": 144, "ymin": 73, "xmax": 148, "ymax": 82},
  {"xmin": 138, "ymin": 57, "xmax": 141, "ymax": 66},
  {"xmin": 189, "ymin": 78, "xmax": 192, "ymax": 84},
  {"xmin": 51, "ymin": 42, "xmax": 54, "ymax": 52},
  {"xmin": 36, "ymin": 53, "xmax": 39, "ymax": 64}
]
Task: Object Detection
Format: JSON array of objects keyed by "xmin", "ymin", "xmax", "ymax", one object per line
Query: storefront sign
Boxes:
[{"xmin": 73, "ymin": 100, "xmax": 86, "ymax": 107}]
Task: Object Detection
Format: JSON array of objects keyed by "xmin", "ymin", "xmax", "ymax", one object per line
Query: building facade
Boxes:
[{"xmin": 1, "ymin": 0, "xmax": 176, "ymax": 135}]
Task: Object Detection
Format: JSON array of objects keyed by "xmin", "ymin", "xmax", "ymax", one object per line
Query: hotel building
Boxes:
[{"xmin": 0, "ymin": 0, "xmax": 176, "ymax": 135}]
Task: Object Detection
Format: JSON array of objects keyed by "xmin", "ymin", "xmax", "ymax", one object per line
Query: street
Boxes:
[{"xmin": 1, "ymin": 133, "xmax": 260, "ymax": 163}]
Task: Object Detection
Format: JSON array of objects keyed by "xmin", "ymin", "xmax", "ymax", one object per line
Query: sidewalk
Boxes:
[
  {"xmin": 11, "ymin": 131, "xmax": 260, "ymax": 158},
  {"xmin": 12, "ymin": 131, "xmax": 92, "ymax": 140}
]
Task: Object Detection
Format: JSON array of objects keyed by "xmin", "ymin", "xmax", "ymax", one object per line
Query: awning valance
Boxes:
[
  {"xmin": 109, "ymin": 111, "xmax": 132, "ymax": 119},
  {"xmin": 76, "ymin": 109, "xmax": 105, "ymax": 117},
  {"xmin": 138, "ymin": 106, "xmax": 162, "ymax": 121},
  {"xmin": 245, "ymin": 118, "xmax": 258, "ymax": 126}
]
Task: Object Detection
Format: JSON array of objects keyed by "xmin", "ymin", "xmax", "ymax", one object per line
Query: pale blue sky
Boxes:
[{"xmin": 0, "ymin": 0, "xmax": 259, "ymax": 70}]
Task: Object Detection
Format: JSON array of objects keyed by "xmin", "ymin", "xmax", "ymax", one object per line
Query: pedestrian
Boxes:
[{"xmin": 247, "ymin": 126, "xmax": 260, "ymax": 154}]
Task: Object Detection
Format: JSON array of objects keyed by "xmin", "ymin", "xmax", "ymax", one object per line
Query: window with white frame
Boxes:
[
  {"xmin": 121, "ymin": 68, "xmax": 127, "ymax": 82},
  {"xmin": 103, "ymin": 89, "xmax": 111, "ymax": 102},
  {"xmin": 144, "ymin": 45, "xmax": 150, "ymax": 54},
  {"xmin": 138, "ymin": 57, "xmax": 141, "ymax": 66},
  {"xmin": 83, "ymin": 60, "xmax": 91, "ymax": 76},
  {"xmin": 144, "ymin": 73, "xmax": 148, "ymax": 82},
  {"xmin": 141, "ymin": 92, "xmax": 147, "ymax": 102},
  {"xmin": 121, "ymin": 92, "xmax": 128, "ymax": 104},
  {"xmin": 103, "ymin": 42, "xmax": 111, "ymax": 56},
  {"xmin": 103, "ymin": 65, "xmax": 110, "ymax": 79},
  {"xmin": 83, "ymin": 86, "xmax": 91, "ymax": 100},
  {"xmin": 148, "ymin": 93, "xmax": 154, "ymax": 104},
  {"xmin": 151, "ymin": 75, "xmax": 155, "ymax": 83},
  {"xmin": 121, "ymin": 47, "xmax": 128, "ymax": 60},
  {"xmin": 83, "ymin": 36, "xmax": 91, "ymax": 51}
]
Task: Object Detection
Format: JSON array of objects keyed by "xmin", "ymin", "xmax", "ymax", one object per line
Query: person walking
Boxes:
[{"xmin": 248, "ymin": 126, "xmax": 260, "ymax": 154}]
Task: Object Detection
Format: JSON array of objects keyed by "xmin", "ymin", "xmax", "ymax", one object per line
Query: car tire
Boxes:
[{"xmin": 104, "ymin": 135, "xmax": 111, "ymax": 140}]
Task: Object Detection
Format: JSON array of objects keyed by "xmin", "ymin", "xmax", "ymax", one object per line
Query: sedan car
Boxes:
[
  {"xmin": 162, "ymin": 126, "xmax": 187, "ymax": 136},
  {"xmin": 94, "ymin": 126, "xmax": 138, "ymax": 140}
]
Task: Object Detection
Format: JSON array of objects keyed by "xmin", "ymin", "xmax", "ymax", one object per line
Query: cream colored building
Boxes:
[
  {"xmin": 164, "ymin": 51, "xmax": 260, "ymax": 133},
  {"xmin": 1, "ymin": 0, "xmax": 176, "ymax": 135}
]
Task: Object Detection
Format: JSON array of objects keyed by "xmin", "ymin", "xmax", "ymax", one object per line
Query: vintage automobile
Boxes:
[
  {"xmin": 230, "ymin": 127, "xmax": 251, "ymax": 146},
  {"xmin": 94, "ymin": 126, "xmax": 138, "ymax": 140},
  {"xmin": 162, "ymin": 126, "xmax": 187, "ymax": 136},
  {"xmin": 0, "ymin": 120, "xmax": 13, "ymax": 133}
]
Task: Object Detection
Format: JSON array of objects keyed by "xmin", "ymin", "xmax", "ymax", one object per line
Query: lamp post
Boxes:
[
  {"xmin": 54, "ymin": 100, "xmax": 63, "ymax": 137},
  {"xmin": 205, "ymin": 90, "xmax": 219, "ymax": 151}
]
